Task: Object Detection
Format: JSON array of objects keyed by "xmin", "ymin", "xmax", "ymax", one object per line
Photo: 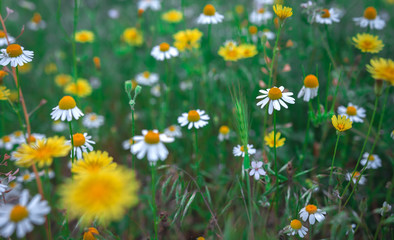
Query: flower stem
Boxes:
[
  {"xmin": 273, "ymin": 110, "xmax": 278, "ymax": 182},
  {"xmin": 131, "ymin": 108, "xmax": 135, "ymax": 169},
  {"xmin": 68, "ymin": 122, "xmax": 75, "ymax": 163},
  {"xmin": 72, "ymin": 0, "xmax": 79, "ymax": 85},
  {"xmin": 194, "ymin": 127, "xmax": 202, "ymax": 184},
  {"xmin": 151, "ymin": 165, "xmax": 158, "ymax": 240},
  {"xmin": 329, "ymin": 134, "xmax": 341, "ymax": 187},
  {"xmin": 246, "ymin": 174, "xmax": 255, "ymax": 240}
]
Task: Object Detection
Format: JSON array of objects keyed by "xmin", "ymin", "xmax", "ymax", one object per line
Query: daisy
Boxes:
[
  {"xmin": 353, "ymin": 7, "xmax": 385, "ymax": 30},
  {"xmin": 151, "ymin": 42, "xmax": 179, "ymax": 61},
  {"xmin": 249, "ymin": 161, "xmax": 266, "ymax": 180},
  {"xmin": 151, "ymin": 84, "xmax": 162, "ymax": 97},
  {"xmin": 360, "ymin": 152, "xmax": 382, "ymax": 169},
  {"xmin": 0, "ymin": 135, "xmax": 14, "ymax": 150},
  {"xmin": 379, "ymin": 202, "xmax": 391, "ymax": 216},
  {"xmin": 122, "ymin": 138, "xmax": 135, "ymax": 151},
  {"xmin": 16, "ymin": 170, "xmax": 34, "ymax": 183},
  {"xmin": 131, "ymin": 130, "xmax": 174, "ymax": 164},
  {"xmin": 249, "ymin": 7, "xmax": 273, "ymax": 25},
  {"xmin": 27, "ymin": 13, "xmax": 46, "ymax": 31},
  {"xmin": 12, "ymin": 131, "xmax": 25, "ymax": 145},
  {"xmin": 218, "ymin": 125, "xmax": 230, "ymax": 141},
  {"xmin": 0, "ymin": 30, "xmax": 15, "ymax": 47},
  {"xmin": 346, "ymin": 171, "xmax": 366, "ymax": 185},
  {"xmin": 52, "ymin": 120, "xmax": 67, "ymax": 132},
  {"xmin": 0, "ymin": 189, "xmax": 50, "ymax": 238},
  {"xmin": 287, "ymin": 219, "xmax": 308, "ymax": 238},
  {"xmin": 164, "ymin": 125, "xmax": 182, "ymax": 138},
  {"xmin": 177, "ymin": 110, "xmax": 210, "ymax": 129},
  {"xmin": 337, "ymin": 103, "xmax": 366, "ymax": 123},
  {"xmin": 297, "ymin": 74, "xmax": 319, "ymax": 102},
  {"xmin": 299, "ymin": 204, "xmax": 326, "ymax": 225},
  {"xmin": 67, "ymin": 133, "xmax": 95, "ymax": 160},
  {"xmin": 315, "ymin": 8, "xmax": 341, "ymax": 24},
  {"xmin": 256, "ymin": 86, "xmax": 295, "ymax": 115},
  {"xmin": 233, "ymin": 144, "xmax": 256, "ymax": 157},
  {"xmin": 82, "ymin": 113, "xmax": 105, "ymax": 129},
  {"xmin": 138, "ymin": 0, "xmax": 161, "ymax": 11},
  {"xmin": 0, "ymin": 44, "xmax": 34, "ymax": 67},
  {"xmin": 23, "ymin": 133, "xmax": 45, "ymax": 144},
  {"xmin": 197, "ymin": 4, "xmax": 224, "ymax": 24},
  {"xmin": 261, "ymin": 29, "xmax": 275, "ymax": 40},
  {"xmin": 254, "ymin": 0, "xmax": 274, "ymax": 6},
  {"xmin": 50, "ymin": 96, "xmax": 84, "ymax": 122},
  {"xmin": 135, "ymin": 71, "xmax": 159, "ymax": 86},
  {"xmin": 0, "ymin": 184, "xmax": 6, "ymax": 196}
]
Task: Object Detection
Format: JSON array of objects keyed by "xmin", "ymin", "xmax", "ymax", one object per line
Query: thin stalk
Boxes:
[
  {"xmin": 72, "ymin": 0, "xmax": 79, "ymax": 84},
  {"xmin": 273, "ymin": 110, "xmax": 278, "ymax": 182},
  {"xmin": 151, "ymin": 165, "xmax": 158, "ymax": 240},
  {"xmin": 268, "ymin": 22, "xmax": 283, "ymax": 87},
  {"xmin": 68, "ymin": 122, "xmax": 75, "ymax": 163},
  {"xmin": 329, "ymin": 134, "xmax": 341, "ymax": 187},
  {"xmin": 131, "ymin": 108, "xmax": 135, "ymax": 169},
  {"xmin": 194, "ymin": 127, "xmax": 202, "ymax": 184},
  {"xmin": 246, "ymin": 174, "xmax": 255, "ymax": 240}
]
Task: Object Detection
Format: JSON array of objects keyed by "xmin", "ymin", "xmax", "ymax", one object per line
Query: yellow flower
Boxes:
[
  {"xmin": 83, "ymin": 227, "xmax": 99, "ymax": 240},
  {"xmin": 122, "ymin": 28, "xmax": 143, "ymax": 46},
  {"xmin": 218, "ymin": 45, "xmax": 242, "ymax": 62},
  {"xmin": 75, "ymin": 30, "xmax": 95, "ymax": 43},
  {"xmin": 273, "ymin": 4, "xmax": 293, "ymax": 20},
  {"xmin": 64, "ymin": 78, "xmax": 92, "ymax": 98},
  {"xmin": 55, "ymin": 74, "xmax": 72, "ymax": 87},
  {"xmin": 59, "ymin": 167, "xmax": 140, "ymax": 225},
  {"xmin": 239, "ymin": 44, "xmax": 258, "ymax": 58},
  {"xmin": 331, "ymin": 115, "xmax": 352, "ymax": 132},
  {"xmin": 12, "ymin": 136, "xmax": 71, "ymax": 168},
  {"xmin": 18, "ymin": 62, "xmax": 32, "ymax": 74},
  {"xmin": 0, "ymin": 86, "xmax": 10, "ymax": 100},
  {"xmin": 173, "ymin": 29, "xmax": 203, "ymax": 52},
  {"xmin": 264, "ymin": 131, "xmax": 286, "ymax": 148},
  {"xmin": 352, "ymin": 33, "xmax": 384, "ymax": 53},
  {"xmin": 71, "ymin": 151, "xmax": 117, "ymax": 176},
  {"xmin": 366, "ymin": 58, "xmax": 394, "ymax": 85},
  {"xmin": 162, "ymin": 10, "xmax": 183, "ymax": 23},
  {"xmin": 8, "ymin": 90, "xmax": 18, "ymax": 102},
  {"xmin": 45, "ymin": 63, "xmax": 57, "ymax": 74},
  {"xmin": 0, "ymin": 70, "xmax": 8, "ymax": 80}
]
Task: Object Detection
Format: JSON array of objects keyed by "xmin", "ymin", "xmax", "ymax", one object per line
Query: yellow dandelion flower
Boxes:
[
  {"xmin": 352, "ymin": 33, "xmax": 384, "ymax": 53},
  {"xmin": 162, "ymin": 9, "xmax": 183, "ymax": 23},
  {"xmin": 273, "ymin": 4, "xmax": 293, "ymax": 20},
  {"xmin": 122, "ymin": 28, "xmax": 143, "ymax": 46},
  {"xmin": 75, "ymin": 30, "xmax": 95, "ymax": 43},
  {"xmin": 218, "ymin": 45, "xmax": 242, "ymax": 62},
  {"xmin": 83, "ymin": 227, "xmax": 99, "ymax": 240},
  {"xmin": 331, "ymin": 115, "xmax": 352, "ymax": 132},
  {"xmin": 71, "ymin": 151, "xmax": 117, "ymax": 176},
  {"xmin": 264, "ymin": 131, "xmax": 286, "ymax": 148},
  {"xmin": 64, "ymin": 78, "xmax": 92, "ymax": 98},
  {"xmin": 239, "ymin": 44, "xmax": 258, "ymax": 58},
  {"xmin": 55, "ymin": 74, "xmax": 72, "ymax": 87},
  {"xmin": 59, "ymin": 167, "xmax": 139, "ymax": 225},
  {"xmin": 12, "ymin": 136, "xmax": 71, "ymax": 168},
  {"xmin": 0, "ymin": 86, "xmax": 10, "ymax": 100},
  {"xmin": 366, "ymin": 58, "xmax": 394, "ymax": 85},
  {"xmin": 173, "ymin": 29, "xmax": 203, "ymax": 52}
]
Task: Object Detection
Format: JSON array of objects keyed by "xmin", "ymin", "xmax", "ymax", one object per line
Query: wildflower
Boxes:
[
  {"xmin": 254, "ymin": 0, "xmax": 274, "ymax": 5},
  {"xmin": 218, "ymin": 43, "xmax": 242, "ymax": 61},
  {"xmin": 51, "ymin": 96, "xmax": 84, "ymax": 121},
  {"xmin": 239, "ymin": 44, "xmax": 258, "ymax": 59},
  {"xmin": 353, "ymin": 7, "xmax": 385, "ymax": 30},
  {"xmin": 23, "ymin": 133, "xmax": 45, "ymax": 144},
  {"xmin": 93, "ymin": 56, "xmax": 100, "ymax": 70},
  {"xmin": 366, "ymin": 58, "xmax": 394, "ymax": 85},
  {"xmin": 12, "ymin": 131, "xmax": 25, "ymax": 145},
  {"xmin": 135, "ymin": 71, "xmax": 159, "ymax": 86},
  {"xmin": 64, "ymin": 78, "xmax": 92, "ymax": 98},
  {"xmin": 378, "ymin": 202, "xmax": 392, "ymax": 216},
  {"xmin": 122, "ymin": 138, "xmax": 135, "ymax": 150},
  {"xmin": 0, "ymin": 44, "xmax": 34, "ymax": 67},
  {"xmin": 162, "ymin": 10, "xmax": 183, "ymax": 23},
  {"xmin": 0, "ymin": 30, "xmax": 15, "ymax": 47},
  {"xmin": 55, "ymin": 74, "xmax": 72, "ymax": 87},
  {"xmin": 249, "ymin": 7, "xmax": 273, "ymax": 25},
  {"xmin": 273, "ymin": 4, "xmax": 293, "ymax": 20},
  {"xmin": 83, "ymin": 227, "xmax": 99, "ymax": 240},
  {"xmin": 197, "ymin": 4, "xmax": 224, "ymax": 24},
  {"xmin": 108, "ymin": 9, "xmax": 120, "ymax": 19},
  {"xmin": 82, "ymin": 113, "xmax": 105, "ymax": 129},
  {"xmin": 264, "ymin": 131, "xmax": 285, "ymax": 148},
  {"xmin": 27, "ymin": 13, "xmax": 46, "ymax": 30},
  {"xmin": 337, "ymin": 103, "xmax": 366, "ymax": 123},
  {"xmin": 75, "ymin": 30, "xmax": 95, "ymax": 43},
  {"xmin": 16, "ymin": 170, "xmax": 34, "ymax": 183},
  {"xmin": 0, "ymin": 70, "xmax": 8, "ymax": 80},
  {"xmin": 131, "ymin": 130, "xmax": 174, "ymax": 164},
  {"xmin": 0, "ymin": 184, "xmax": 6, "ymax": 195},
  {"xmin": 299, "ymin": 204, "xmax": 326, "ymax": 225},
  {"xmin": 12, "ymin": 136, "xmax": 70, "ymax": 167},
  {"xmin": 151, "ymin": 42, "xmax": 179, "ymax": 61},
  {"xmin": 331, "ymin": 115, "xmax": 352, "ymax": 132},
  {"xmin": 315, "ymin": 8, "xmax": 341, "ymax": 24},
  {"xmin": 287, "ymin": 219, "xmax": 308, "ymax": 238},
  {"xmin": 233, "ymin": 144, "xmax": 256, "ymax": 157},
  {"xmin": 249, "ymin": 161, "xmax": 266, "ymax": 180},
  {"xmin": 59, "ymin": 167, "xmax": 139, "ymax": 225},
  {"xmin": 52, "ymin": 120, "xmax": 67, "ymax": 132},
  {"xmin": 71, "ymin": 151, "xmax": 117, "ymax": 176},
  {"xmin": 173, "ymin": 29, "xmax": 203, "ymax": 52},
  {"xmin": 352, "ymin": 33, "xmax": 384, "ymax": 53},
  {"xmin": 151, "ymin": 84, "xmax": 162, "ymax": 97},
  {"xmin": 122, "ymin": 28, "xmax": 143, "ymax": 46},
  {"xmin": 138, "ymin": 0, "xmax": 161, "ymax": 11},
  {"xmin": 218, "ymin": 125, "xmax": 230, "ymax": 141},
  {"xmin": 0, "ymin": 135, "xmax": 14, "ymax": 150},
  {"xmin": 178, "ymin": 110, "xmax": 210, "ymax": 129},
  {"xmin": 261, "ymin": 29, "xmax": 275, "ymax": 40},
  {"xmin": 164, "ymin": 125, "xmax": 182, "ymax": 138},
  {"xmin": 346, "ymin": 223, "xmax": 356, "ymax": 235},
  {"xmin": 360, "ymin": 152, "xmax": 382, "ymax": 169},
  {"xmin": 256, "ymin": 86, "xmax": 295, "ymax": 115},
  {"xmin": 68, "ymin": 133, "xmax": 95, "ymax": 160},
  {"xmin": 44, "ymin": 63, "xmax": 57, "ymax": 74},
  {"xmin": 0, "ymin": 86, "xmax": 10, "ymax": 100},
  {"xmin": 297, "ymin": 74, "xmax": 319, "ymax": 102},
  {"xmin": 346, "ymin": 171, "xmax": 366, "ymax": 185}
]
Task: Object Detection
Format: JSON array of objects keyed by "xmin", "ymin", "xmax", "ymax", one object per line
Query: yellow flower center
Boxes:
[
  {"xmin": 2, "ymin": 136, "xmax": 10, "ymax": 142},
  {"xmin": 337, "ymin": 123, "xmax": 345, "ymax": 130},
  {"xmin": 10, "ymin": 205, "xmax": 29, "ymax": 222},
  {"xmin": 23, "ymin": 174, "xmax": 30, "ymax": 181},
  {"xmin": 368, "ymin": 155, "xmax": 375, "ymax": 161},
  {"xmin": 6, "ymin": 44, "xmax": 23, "ymax": 58},
  {"xmin": 304, "ymin": 74, "xmax": 319, "ymax": 88},
  {"xmin": 9, "ymin": 182, "xmax": 16, "ymax": 188},
  {"xmin": 58, "ymin": 96, "xmax": 77, "ymax": 110},
  {"xmin": 89, "ymin": 114, "xmax": 97, "ymax": 121},
  {"xmin": 27, "ymin": 135, "xmax": 36, "ymax": 143},
  {"xmin": 159, "ymin": 42, "xmax": 170, "ymax": 52},
  {"xmin": 305, "ymin": 204, "xmax": 318, "ymax": 214},
  {"xmin": 346, "ymin": 106, "xmax": 357, "ymax": 116},
  {"xmin": 143, "ymin": 71, "xmax": 151, "ymax": 78},
  {"xmin": 219, "ymin": 126, "xmax": 230, "ymax": 135},
  {"xmin": 203, "ymin": 4, "xmax": 216, "ymax": 16},
  {"xmin": 0, "ymin": 30, "xmax": 5, "ymax": 38},
  {"xmin": 352, "ymin": 171, "xmax": 361, "ymax": 179},
  {"xmin": 258, "ymin": 8, "xmax": 265, "ymax": 14},
  {"xmin": 240, "ymin": 145, "xmax": 247, "ymax": 152},
  {"xmin": 187, "ymin": 110, "xmax": 200, "ymax": 122},
  {"xmin": 290, "ymin": 219, "xmax": 302, "ymax": 230},
  {"xmin": 268, "ymin": 87, "xmax": 282, "ymax": 100},
  {"xmin": 248, "ymin": 26, "xmax": 258, "ymax": 35},
  {"xmin": 14, "ymin": 131, "xmax": 22, "ymax": 137},
  {"xmin": 169, "ymin": 125, "xmax": 176, "ymax": 132},
  {"xmin": 364, "ymin": 7, "xmax": 377, "ymax": 20},
  {"xmin": 144, "ymin": 131, "xmax": 160, "ymax": 144},
  {"xmin": 78, "ymin": 33, "xmax": 90, "ymax": 42},
  {"xmin": 73, "ymin": 133, "xmax": 86, "ymax": 147},
  {"xmin": 128, "ymin": 138, "xmax": 134, "ymax": 145},
  {"xmin": 32, "ymin": 13, "xmax": 42, "ymax": 24},
  {"xmin": 321, "ymin": 9, "xmax": 331, "ymax": 18}
]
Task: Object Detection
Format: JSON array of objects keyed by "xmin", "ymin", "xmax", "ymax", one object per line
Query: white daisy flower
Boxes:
[
  {"xmin": 218, "ymin": 125, "xmax": 230, "ymax": 141},
  {"xmin": 122, "ymin": 138, "xmax": 135, "ymax": 150},
  {"xmin": 38, "ymin": 169, "xmax": 55, "ymax": 179},
  {"xmin": 177, "ymin": 109, "xmax": 210, "ymax": 130},
  {"xmin": 315, "ymin": 8, "xmax": 341, "ymax": 24},
  {"xmin": 150, "ymin": 84, "xmax": 162, "ymax": 97},
  {"xmin": 136, "ymin": 71, "xmax": 159, "ymax": 86},
  {"xmin": 0, "ymin": 135, "xmax": 14, "ymax": 150},
  {"xmin": 249, "ymin": 8, "xmax": 273, "ymax": 25},
  {"xmin": 337, "ymin": 103, "xmax": 366, "ymax": 123},
  {"xmin": 23, "ymin": 133, "xmax": 45, "ymax": 144},
  {"xmin": 254, "ymin": 0, "xmax": 274, "ymax": 5},
  {"xmin": 256, "ymin": 86, "xmax": 295, "ymax": 115},
  {"xmin": 287, "ymin": 219, "xmax": 308, "ymax": 238},
  {"xmin": 138, "ymin": 0, "xmax": 161, "ymax": 11},
  {"xmin": 346, "ymin": 223, "xmax": 356, "ymax": 235},
  {"xmin": 131, "ymin": 129, "xmax": 174, "ymax": 164},
  {"xmin": 50, "ymin": 96, "xmax": 84, "ymax": 122},
  {"xmin": 164, "ymin": 125, "xmax": 182, "ymax": 138},
  {"xmin": 261, "ymin": 29, "xmax": 275, "ymax": 40},
  {"xmin": 151, "ymin": 42, "xmax": 179, "ymax": 61},
  {"xmin": 0, "ymin": 44, "xmax": 34, "ymax": 67},
  {"xmin": 297, "ymin": 74, "xmax": 319, "ymax": 102},
  {"xmin": 179, "ymin": 80, "xmax": 193, "ymax": 91},
  {"xmin": 67, "ymin": 133, "xmax": 95, "ymax": 160},
  {"xmin": 52, "ymin": 120, "xmax": 67, "ymax": 132},
  {"xmin": 346, "ymin": 171, "xmax": 366, "ymax": 185},
  {"xmin": 360, "ymin": 152, "xmax": 382, "ymax": 169},
  {"xmin": 82, "ymin": 113, "xmax": 105, "ymax": 129},
  {"xmin": 249, "ymin": 161, "xmax": 266, "ymax": 180},
  {"xmin": 11, "ymin": 131, "xmax": 25, "ymax": 145},
  {"xmin": 233, "ymin": 144, "xmax": 256, "ymax": 157},
  {"xmin": 197, "ymin": 4, "xmax": 224, "ymax": 24},
  {"xmin": 379, "ymin": 202, "xmax": 391, "ymax": 216},
  {"xmin": 224, "ymin": 40, "xmax": 238, "ymax": 48},
  {"xmin": 27, "ymin": 13, "xmax": 46, "ymax": 31},
  {"xmin": 0, "ymin": 31, "xmax": 15, "ymax": 47},
  {"xmin": 299, "ymin": 204, "xmax": 326, "ymax": 225},
  {"xmin": 353, "ymin": 7, "xmax": 385, "ymax": 30},
  {"xmin": 0, "ymin": 184, "xmax": 6, "ymax": 196},
  {"xmin": 16, "ymin": 171, "xmax": 34, "ymax": 183},
  {"xmin": 0, "ymin": 189, "xmax": 50, "ymax": 238}
]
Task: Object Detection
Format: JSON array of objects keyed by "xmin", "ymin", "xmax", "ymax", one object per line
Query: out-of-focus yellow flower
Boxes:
[
  {"xmin": 64, "ymin": 78, "xmax": 92, "ymax": 98},
  {"xmin": 8, "ymin": 90, "xmax": 18, "ymax": 102},
  {"xmin": 173, "ymin": 29, "xmax": 203, "ymax": 52},
  {"xmin": 235, "ymin": 5, "xmax": 244, "ymax": 15},
  {"xmin": 71, "ymin": 151, "xmax": 117, "ymax": 176},
  {"xmin": 273, "ymin": 4, "xmax": 293, "ymax": 20},
  {"xmin": 122, "ymin": 28, "xmax": 143, "ymax": 46},
  {"xmin": 18, "ymin": 63, "xmax": 32, "ymax": 74},
  {"xmin": 366, "ymin": 58, "xmax": 394, "ymax": 85},
  {"xmin": 83, "ymin": 227, "xmax": 99, "ymax": 240},
  {"xmin": 352, "ymin": 33, "xmax": 384, "ymax": 53},
  {"xmin": 45, "ymin": 63, "xmax": 57, "ymax": 74},
  {"xmin": 239, "ymin": 44, "xmax": 258, "ymax": 58},
  {"xmin": 162, "ymin": 10, "xmax": 183, "ymax": 23},
  {"xmin": 218, "ymin": 44, "xmax": 242, "ymax": 62},
  {"xmin": 331, "ymin": 115, "xmax": 352, "ymax": 132},
  {"xmin": 264, "ymin": 131, "xmax": 286, "ymax": 148},
  {"xmin": 0, "ymin": 70, "xmax": 8, "ymax": 80},
  {"xmin": 75, "ymin": 30, "xmax": 95, "ymax": 43},
  {"xmin": 55, "ymin": 74, "xmax": 72, "ymax": 87},
  {"xmin": 0, "ymin": 86, "xmax": 10, "ymax": 100}
]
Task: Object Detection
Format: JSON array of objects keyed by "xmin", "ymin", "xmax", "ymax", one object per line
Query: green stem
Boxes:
[
  {"xmin": 268, "ymin": 22, "xmax": 283, "ymax": 87},
  {"xmin": 72, "ymin": 0, "xmax": 79, "ymax": 84},
  {"xmin": 329, "ymin": 134, "xmax": 341, "ymax": 187},
  {"xmin": 151, "ymin": 165, "xmax": 158, "ymax": 240},
  {"xmin": 131, "ymin": 108, "xmax": 135, "ymax": 169},
  {"xmin": 194, "ymin": 127, "xmax": 201, "ymax": 184},
  {"xmin": 246, "ymin": 173, "xmax": 255, "ymax": 240},
  {"xmin": 68, "ymin": 122, "xmax": 74, "ymax": 163},
  {"xmin": 16, "ymin": 66, "xmax": 20, "ymax": 102},
  {"xmin": 273, "ymin": 110, "xmax": 278, "ymax": 182}
]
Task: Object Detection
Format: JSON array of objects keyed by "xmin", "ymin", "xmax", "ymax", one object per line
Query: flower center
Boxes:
[
  {"xmin": 14, "ymin": 131, "xmax": 22, "ymax": 137},
  {"xmin": 128, "ymin": 138, "xmax": 134, "ymax": 145},
  {"xmin": 32, "ymin": 13, "xmax": 42, "ymax": 24},
  {"xmin": 240, "ymin": 145, "xmax": 248, "ymax": 152},
  {"xmin": 364, "ymin": 7, "xmax": 377, "ymax": 20},
  {"xmin": 203, "ymin": 4, "xmax": 216, "ymax": 16},
  {"xmin": 143, "ymin": 71, "xmax": 151, "ymax": 78},
  {"xmin": 159, "ymin": 42, "xmax": 170, "ymax": 52},
  {"xmin": 10, "ymin": 205, "xmax": 29, "ymax": 222},
  {"xmin": 346, "ymin": 106, "xmax": 357, "ymax": 116},
  {"xmin": 248, "ymin": 26, "xmax": 258, "ymax": 35},
  {"xmin": 6, "ymin": 44, "xmax": 23, "ymax": 58},
  {"xmin": 73, "ymin": 133, "xmax": 86, "ymax": 147},
  {"xmin": 290, "ymin": 219, "xmax": 302, "ymax": 230},
  {"xmin": 169, "ymin": 125, "xmax": 176, "ymax": 132},
  {"xmin": 305, "ymin": 204, "xmax": 318, "ymax": 214},
  {"xmin": 2, "ymin": 136, "xmax": 10, "ymax": 142},
  {"xmin": 368, "ymin": 155, "xmax": 375, "ymax": 161},
  {"xmin": 144, "ymin": 131, "xmax": 160, "ymax": 144},
  {"xmin": 9, "ymin": 182, "xmax": 16, "ymax": 188},
  {"xmin": 0, "ymin": 30, "xmax": 5, "ymax": 38},
  {"xmin": 321, "ymin": 9, "xmax": 331, "ymax": 18},
  {"xmin": 258, "ymin": 8, "xmax": 265, "ymax": 14},
  {"xmin": 268, "ymin": 87, "xmax": 282, "ymax": 100},
  {"xmin": 187, "ymin": 110, "xmax": 200, "ymax": 122},
  {"xmin": 89, "ymin": 114, "xmax": 97, "ymax": 121},
  {"xmin": 304, "ymin": 74, "xmax": 319, "ymax": 88},
  {"xmin": 78, "ymin": 33, "xmax": 90, "ymax": 42},
  {"xmin": 352, "ymin": 171, "xmax": 361, "ymax": 179},
  {"xmin": 27, "ymin": 135, "xmax": 36, "ymax": 143},
  {"xmin": 58, "ymin": 96, "xmax": 77, "ymax": 110},
  {"xmin": 23, "ymin": 174, "xmax": 30, "ymax": 181},
  {"xmin": 219, "ymin": 126, "xmax": 230, "ymax": 135},
  {"xmin": 337, "ymin": 124, "xmax": 345, "ymax": 130}
]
